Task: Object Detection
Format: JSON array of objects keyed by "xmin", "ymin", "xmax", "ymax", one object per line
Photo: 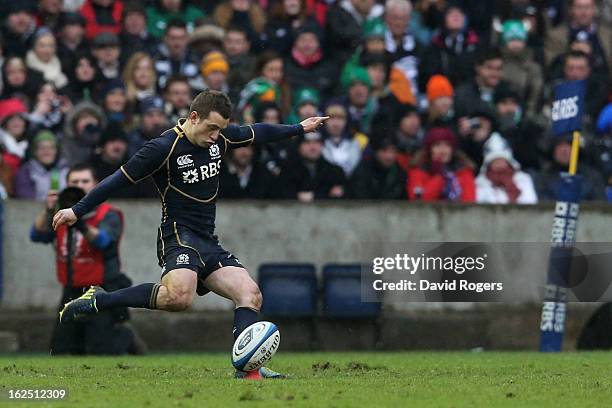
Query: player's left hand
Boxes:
[
  {"xmin": 52, "ymin": 208, "xmax": 77, "ymax": 230},
  {"xmin": 300, "ymin": 116, "xmax": 329, "ymax": 133}
]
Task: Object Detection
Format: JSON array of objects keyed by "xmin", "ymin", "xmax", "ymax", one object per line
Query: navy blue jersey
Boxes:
[
  {"xmin": 121, "ymin": 121, "xmax": 259, "ymax": 233},
  {"xmin": 72, "ymin": 120, "xmax": 304, "ymax": 235}
]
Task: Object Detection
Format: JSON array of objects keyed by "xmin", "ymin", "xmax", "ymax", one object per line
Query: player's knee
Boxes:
[
  {"xmin": 167, "ymin": 288, "xmax": 194, "ymax": 311},
  {"xmin": 237, "ymin": 284, "xmax": 262, "ymax": 310}
]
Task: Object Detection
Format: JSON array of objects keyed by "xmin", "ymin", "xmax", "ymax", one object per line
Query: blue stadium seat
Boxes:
[
  {"xmin": 259, "ymin": 263, "xmax": 317, "ymax": 317},
  {"xmin": 322, "ymin": 264, "xmax": 381, "ymax": 318}
]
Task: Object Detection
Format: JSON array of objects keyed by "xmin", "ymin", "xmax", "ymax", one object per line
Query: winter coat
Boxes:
[
  {"xmin": 61, "ymin": 102, "xmax": 107, "ymax": 166},
  {"xmin": 476, "ymin": 171, "xmax": 538, "ymax": 204},
  {"xmin": 14, "ymin": 159, "xmax": 69, "ymax": 200},
  {"xmin": 501, "ymin": 47, "xmax": 543, "ymax": 120},
  {"xmin": 350, "ymin": 158, "xmax": 407, "ymax": 199}
]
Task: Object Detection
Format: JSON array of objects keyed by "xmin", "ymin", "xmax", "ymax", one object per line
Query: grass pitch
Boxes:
[{"xmin": 1, "ymin": 352, "xmax": 611, "ymax": 407}]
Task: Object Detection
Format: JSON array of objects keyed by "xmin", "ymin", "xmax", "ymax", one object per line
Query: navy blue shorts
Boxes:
[{"xmin": 157, "ymin": 222, "xmax": 243, "ymax": 295}]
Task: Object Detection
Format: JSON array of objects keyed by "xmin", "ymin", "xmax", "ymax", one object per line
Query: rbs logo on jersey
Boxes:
[{"xmin": 182, "ymin": 160, "xmax": 222, "ymax": 184}]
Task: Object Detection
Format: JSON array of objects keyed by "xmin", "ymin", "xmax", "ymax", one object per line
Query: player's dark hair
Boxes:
[
  {"xmin": 474, "ymin": 47, "xmax": 502, "ymax": 66},
  {"xmin": 67, "ymin": 163, "xmax": 98, "ymax": 182},
  {"xmin": 190, "ymin": 90, "xmax": 232, "ymax": 120}
]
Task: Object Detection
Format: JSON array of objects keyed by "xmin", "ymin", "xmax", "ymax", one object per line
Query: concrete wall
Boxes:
[{"xmin": 1, "ymin": 199, "xmax": 611, "ymax": 311}]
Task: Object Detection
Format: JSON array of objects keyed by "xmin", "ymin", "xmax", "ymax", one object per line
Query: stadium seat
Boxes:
[
  {"xmin": 258, "ymin": 263, "xmax": 317, "ymax": 317},
  {"xmin": 322, "ymin": 264, "xmax": 381, "ymax": 318}
]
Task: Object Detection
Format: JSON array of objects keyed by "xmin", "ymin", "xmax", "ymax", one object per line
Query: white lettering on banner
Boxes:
[
  {"xmin": 551, "ymin": 201, "xmax": 580, "ymax": 245},
  {"xmin": 540, "ymin": 301, "xmax": 555, "ymax": 331},
  {"xmin": 552, "ymin": 96, "xmax": 579, "ymax": 121},
  {"xmin": 554, "ymin": 303, "xmax": 566, "ymax": 332}
]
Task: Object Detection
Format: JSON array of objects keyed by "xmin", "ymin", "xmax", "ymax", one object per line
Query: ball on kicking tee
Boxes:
[{"xmin": 232, "ymin": 321, "xmax": 281, "ymax": 371}]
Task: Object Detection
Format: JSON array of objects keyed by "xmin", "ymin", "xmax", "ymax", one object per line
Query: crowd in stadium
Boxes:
[{"xmin": 0, "ymin": 0, "xmax": 611, "ymax": 203}]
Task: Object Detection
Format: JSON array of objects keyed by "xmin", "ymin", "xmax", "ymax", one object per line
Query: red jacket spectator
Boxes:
[
  {"xmin": 407, "ymin": 127, "xmax": 475, "ymax": 202},
  {"xmin": 80, "ymin": 0, "xmax": 124, "ymax": 40}
]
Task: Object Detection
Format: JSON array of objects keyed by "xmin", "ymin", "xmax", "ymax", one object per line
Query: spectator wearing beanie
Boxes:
[
  {"xmin": 201, "ymin": 51, "xmax": 230, "ymax": 93},
  {"xmin": 350, "ymin": 136, "xmax": 407, "ymax": 199},
  {"xmin": 500, "ymin": 20, "xmax": 543, "ymax": 121},
  {"xmin": 493, "ymin": 82, "xmax": 546, "ymax": 172},
  {"xmin": 338, "ymin": 65, "xmax": 378, "ymax": 135},
  {"xmin": 476, "ymin": 138, "xmax": 537, "ymax": 204},
  {"xmin": 0, "ymin": 98, "xmax": 30, "ymax": 167},
  {"xmin": 80, "ymin": 0, "xmax": 124, "ymax": 41},
  {"xmin": 26, "ymin": 28, "xmax": 68, "ymax": 89},
  {"xmin": 286, "ymin": 87, "xmax": 320, "ymax": 124},
  {"xmin": 127, "ymin": 96, "xmax": 169, "ymax": 157},
  {"xmin": 425, "ymin": 74, "xmax": 454, "ymax": 128},
  {"xmin": 322, "ymin": 104, "xmax": 362, "ymax": 177},
  {"xmin": 15, "ymin": 130, "xmax": 69, "ymax": 200},
  {"xmin": 407, "ymin": 127, "xmax": 475, "ymax": 202}
]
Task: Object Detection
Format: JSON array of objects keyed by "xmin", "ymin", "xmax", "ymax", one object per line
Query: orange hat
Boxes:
[
  {"xmin": 201, "ymin": 51, "xmax": 229, "ymax": 77},
  {"xmin": 426, "ymin": 75, "xmax": 454, "ymax": 102}
]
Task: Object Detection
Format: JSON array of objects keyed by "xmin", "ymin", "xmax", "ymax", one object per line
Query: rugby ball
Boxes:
[{"xmin": 232, "ymin": 321, "xmax": 280, "ymax": 371}]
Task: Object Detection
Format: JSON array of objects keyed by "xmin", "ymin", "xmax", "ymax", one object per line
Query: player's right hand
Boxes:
[{"xmin": 52, "ymin": 209, "xmax": 77, "ymax": 230}]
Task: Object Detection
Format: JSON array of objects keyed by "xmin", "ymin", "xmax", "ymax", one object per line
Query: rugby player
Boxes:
[{"xmin": 52, "ymin": 90, "xmax": 328, "ymax": 379}]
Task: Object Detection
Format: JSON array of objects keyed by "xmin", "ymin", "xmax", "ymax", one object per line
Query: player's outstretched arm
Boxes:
[
  {"xmin": 223, "ymin": 117, "xmax": 329, "ymax": 148},
  {"xmin": 252, "ymin": 116, "xmax": 329, "ymax": 143},
  {"xmin": 52, "ymin": 170, "xmax": 131, "ymax": 230},
  {"xmin": 53, "ymin": 135, "xmax": 174, "ymax": 230}
]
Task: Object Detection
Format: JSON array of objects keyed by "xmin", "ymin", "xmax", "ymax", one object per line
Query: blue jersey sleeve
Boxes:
[
  {"xmin": 220, "ymin": 123, "xmax": 304, "ymax": 152},
  {"xmin": 72, "ymin": 134, "xmax": 179, "ymax": 218},
  {"xmin": 121, "ymin": 134, "xmax": 179, "ymax": 183}
]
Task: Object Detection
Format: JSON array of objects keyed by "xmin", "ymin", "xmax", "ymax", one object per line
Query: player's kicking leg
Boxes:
[
  {"xmin": 203, "ymin": 266, "xmax": 286, "ymax": 380},
  {"xmin": 59, "ymin": 268, "xmax": 197, "ymax": 322}
]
